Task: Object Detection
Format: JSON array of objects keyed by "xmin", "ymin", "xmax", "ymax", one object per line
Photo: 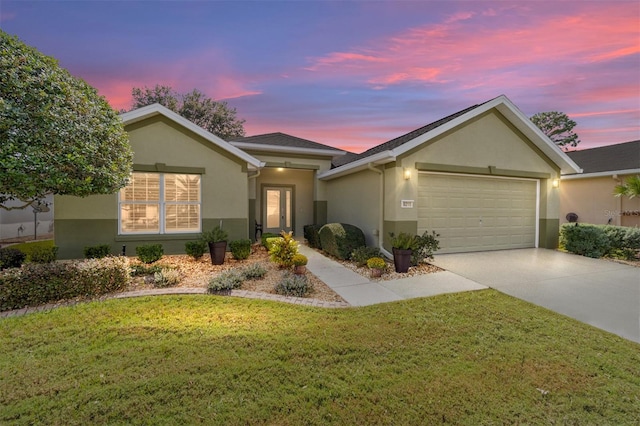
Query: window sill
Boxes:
[{"xmin": 115, "ymin": 233, "xmax": 201, "ymax": 242}]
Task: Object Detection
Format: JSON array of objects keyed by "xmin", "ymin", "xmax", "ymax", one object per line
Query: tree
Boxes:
[
  {"xmin": 614, "ymin": 175, "xmax": 640, "ymax": 199},
  {"xmin": 530, "ymin": 111, "xmax": 580, "ymax": 151},
  {"xmin": 131, "ymin": 84, "xmax": 246, "ymax": 140},
  {"xmin": 0, "ymin": 31, "xmax": 133, "ymax": 211}
]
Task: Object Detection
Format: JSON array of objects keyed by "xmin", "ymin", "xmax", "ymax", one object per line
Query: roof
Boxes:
[
  {"xmin": 229, "ymin": 132, "xmax": 346, "ymax": 157},
  {"xmin": 320, "ymin": 95, "xmax": 582, "ymax": 180},
  {"xmin": 332, "ymin": 103, "xmax": 485, "ymax": 168},
  {"xmin": 120, "ymin": 104, "xmax": 264, "ymax": 170},
  {"xmin": 564, "ymin": 140, "xmax": 640, "ymax": 176}
]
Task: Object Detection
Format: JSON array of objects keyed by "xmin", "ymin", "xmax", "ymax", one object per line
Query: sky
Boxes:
[{"xmin": 1, "ymin": 1, "xmax": 639, "ymax": 153}]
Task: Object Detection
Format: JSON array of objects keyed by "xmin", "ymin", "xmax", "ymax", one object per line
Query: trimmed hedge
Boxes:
[
  {"xmin": 0, "ymin": 248, "xmax": 26, "ymax": 270},
  {"xmin": 318, "ymin": 223, "xmax": 366, "ymax": 260},
  {"xmin": 0, "ymin": 256, "xmax": 131, "ymax": 311},
  {"xmin": 303, "ymin": 224, "xmax": 322, "ymax": 249},
  {"xmin": 136, "ymin": 244, "xmax": 163, "ymax": 264},
  {"xmin": 185, "ymin": 241, "xmax": 206, "ymax": 260},
  {"xmin": 261, "ymin": 233, "xmax": 279, "ymax": 248},
  {"xmin": 84, "ymin": 244, "xmax": 111, "ymax": 259},
  {"xmin": 230, "ymin": 239, "xmax": 252, "ymax": 260},
  {"xmin": 560, "ymin": 223, "xmax": 640, "ymax": 259}
]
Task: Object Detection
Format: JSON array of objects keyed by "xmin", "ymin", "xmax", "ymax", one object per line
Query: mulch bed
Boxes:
[
  {"xmin": 128, "ymin": 244, "xmax": 346, "ymax": 303},
  {"xmin": 128, "ymin": 244, "xmax": 444, "ymax": 303}
]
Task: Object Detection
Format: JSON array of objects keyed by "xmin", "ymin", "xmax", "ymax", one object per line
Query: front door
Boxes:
[{"xmin": 264, "ymin": 186, "xmax": 293, "ymax": 234}]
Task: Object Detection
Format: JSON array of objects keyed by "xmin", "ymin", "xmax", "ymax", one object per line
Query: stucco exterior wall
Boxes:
[
  {"xmin": 326, "ymin": 169, "xmax": 382, "ymax": 247},
  {"xmin": 324, "ymin": 110, "xmax": 564, "ymax": 252},
  {"xmin": 560, "ymin": 174, "xmax": 640, "ymax": 227},
  {"xmin": 55, "ymin": 115, "xmax": 250, "ymax": 259}
]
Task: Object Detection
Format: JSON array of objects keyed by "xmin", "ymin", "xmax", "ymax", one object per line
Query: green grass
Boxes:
[
  {"xmin": 1, "ymin": 290, "xmax": 639, "ymax": 425},
  {"xmin": 8, "ymin": 239, "xmax": 55, "ymax": 261}
]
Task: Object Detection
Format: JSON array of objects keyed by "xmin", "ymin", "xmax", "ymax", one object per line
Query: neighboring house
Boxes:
[
  {"xmin": 0, "ymin": 194, "xmax": 54, "ymax": 243},
  {"xmin": 560, "ymin": 140, "xmax": 640, "ymax": 227},
  {"xmin": 54, "ymin": 95, "xmax": 581, "ymax": 258}
]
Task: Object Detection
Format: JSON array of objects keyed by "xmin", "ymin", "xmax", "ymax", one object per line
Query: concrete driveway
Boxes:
[{"xmin": 430, "ymin": 249, "xmax": 640, "ymax": 344}]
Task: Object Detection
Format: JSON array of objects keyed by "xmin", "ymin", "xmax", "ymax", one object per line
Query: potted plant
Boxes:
[
  {"xmin": 366, "ymin": 256, "xmax": 386, "ymax": 278},
  {"xmin": 389, "ymin": 232, "xmax": 417, "ymax": 273},
  {"xmin": 201, "ymin": 225, "xmax": 228, "ymax": 265},
  {"xmin": 292, "ymin": 253, "xmax": 308, "ymax": 275}
]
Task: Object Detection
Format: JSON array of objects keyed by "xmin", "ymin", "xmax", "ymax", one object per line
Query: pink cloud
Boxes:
[
  {"xmin": 81, "ymin": 48, "xmax": 262, "ymax": 111},
  {"xmin": 304, "ymin": 3, "xmax": 639, "ymax": 94}
]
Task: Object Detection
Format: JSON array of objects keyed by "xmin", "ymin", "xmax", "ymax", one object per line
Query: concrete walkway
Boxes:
[
  {"xmin": 298, "ymin": 245, "xmax": 487, "ymax": 307},
  {"xmin": 430, "ymin": 249, "xmax": 640, "ymax": 344}
]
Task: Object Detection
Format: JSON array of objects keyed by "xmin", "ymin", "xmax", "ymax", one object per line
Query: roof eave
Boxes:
[
  {"xmin": 561, "ymin": 168, "xmax": 640, "ymax": 180},
  {"xmin": 120, "ymin": 104, "xmax": 264, "ymax": 170},
  {"xmin": 229, "ymin": 141, "xmax": 346, "ymax": 157},
  {"xmin": 318, "ymin": 151, "xmax": 396, "ymax": 181}
]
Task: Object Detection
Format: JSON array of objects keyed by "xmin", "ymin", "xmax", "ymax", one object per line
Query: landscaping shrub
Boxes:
[
  {"xmin": 264, "ymin": 237, "xmax": 280, "ymax": 252},
  {"xmin": 240, "ymin": 262, "xmax": 268, "ymax": 279},
  {"xmin": 560, "ymin": 223, "xmax": 640, "ymax": 259},
  {"xmin": 560, "ymin": 224, "xmax": 610, "ymax": 258},
  {"xmin": 130, "ymin": 264, "xmax": 163, "ymax": 277},
  {"xmin": 303, "ymin": 224, "xmax": 322, "ymax": 249},
  {"xmin": 412, "ymin": 230, "xmax": 441, "ymax": 265},
  {"xmin": 0, "ymin": 248, "xmax": 26, "ymax": 270},
  {"xmin": 136, "ymin": 244, "xmax": 163, "ymax": 264},
  {"xmin": 230, "ymin": 239, "xmax": 252, "ymax": 260},
  {"xmin": 274, "ymin": 272, "xmax": 313, "ymax": 297},
  {"xmin": 29, "ymin": 245, "xmax": 58, "ymax": 263},
  {"xmin": 366, "ymin": 256, "xmax": 387, "ymax": 270},
  {"xmin": 351, "ymin": 246, "xmax": 382, "ymax": 267},
  {"xmin": 185, "ymin": 241, "xmax": 206, "ymax": 260},
  {"xmin": 318, "ymin": 223, "xmax": 365, "ymax": 260},
  {"xmin": 269, "ymin": 231, "xmax": 299, "ymax": 267},
  {"xmin": 153, "ymin": 269, "xmax": 181, "ymax": 288},
  {"xmin": 0, "ymin": 256, "xmax": 130, "ymax": 311},
  {"xmin": 292, "ymin": 253, "xmax": 307, "ymax": 267},
  {"xmin": 261, "ymin": 233, "xmax": 279, "ymax": 248},
  {"xmin": 83, "ymin": 244, "xmax": 111, "ymax": 259},
  {"xmin": 207, "ymin": 270, "xmax": 244, "ymax": 293}
]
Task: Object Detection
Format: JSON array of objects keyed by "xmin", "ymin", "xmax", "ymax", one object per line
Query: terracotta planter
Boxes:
[
  {"xmin": 208, "ymin": 241, "xmax": 227, "ymax": 265},
  {"xmin": 370, "ymin": 268, "xmax": 383, "ymax": 278},
  {"xmin": 392, "ymin": 247, "xmax": 412, "ymax": 273},
  {"xmin": 294, "ymin": 265, "xmax": 307, "ymax": 275}
]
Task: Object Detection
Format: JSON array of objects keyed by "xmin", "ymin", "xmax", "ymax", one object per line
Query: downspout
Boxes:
[{"xmin": 368, "ymin": 163, "xmax": 392, "ymax": 259}]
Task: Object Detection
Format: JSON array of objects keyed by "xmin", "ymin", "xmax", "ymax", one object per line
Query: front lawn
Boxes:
[{"xmin": 1, "ymin": 290, "xmax": 639, "ymax": 425}]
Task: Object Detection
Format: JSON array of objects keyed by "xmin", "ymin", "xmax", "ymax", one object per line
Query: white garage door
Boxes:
[{"xmin": 418, "ymin": 173, "xmax": 538, "ymax": 253}]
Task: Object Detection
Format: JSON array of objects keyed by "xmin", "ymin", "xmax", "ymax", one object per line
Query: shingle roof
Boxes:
[
  {"xmin": 230, "ymin": 132, "xmax": 344, "ymax": 153},
  {"xmin": 565, "ymin": 140, "xmax": 640, "ymax": 174},
  {"xmin": 332, "ymin": 102, "xmax": 486, "ymax": 168}
]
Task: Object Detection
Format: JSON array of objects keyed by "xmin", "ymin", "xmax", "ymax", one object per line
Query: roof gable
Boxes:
[
  {"xmin": 230, "ymin": 132, "xmax": 345, "ymax": 157},
  {"xmin": 565, "ymin": 140, "xmax": 640, "ymax": 175},
  {"xmin": 120, "ymin": 104, "xmax": 264, "ymax": 170},
  {"xmin": 321, "ymin": 95, "xmax": 582, "ymax": 180}
]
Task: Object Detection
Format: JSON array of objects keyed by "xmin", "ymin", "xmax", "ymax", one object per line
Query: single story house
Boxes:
[
  {"xmin": 55, "ymin": 95, "xmax": 581, "ymax": 258},
  {"xmin": 560, "ymin": 140, "xmax": 640, "ymax": 227}
]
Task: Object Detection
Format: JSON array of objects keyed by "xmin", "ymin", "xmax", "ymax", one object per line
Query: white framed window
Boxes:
[{"xmin": 119, "ymin": 172, "xmax": 201, "ymax": 234}]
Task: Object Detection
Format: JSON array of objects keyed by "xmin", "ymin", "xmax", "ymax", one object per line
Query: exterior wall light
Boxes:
[
  {"xmin": 403, "ymin": 168, "xmax": 411, "ymax": 180},
  {"xmin": 552, "ymin": 178, "xmax": 560, "ymax": 188}
]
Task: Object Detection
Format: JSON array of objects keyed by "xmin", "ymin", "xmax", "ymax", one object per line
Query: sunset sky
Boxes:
[{"xmin": 1, "ymin": 1, "xmax": 639, "ymax": 153}]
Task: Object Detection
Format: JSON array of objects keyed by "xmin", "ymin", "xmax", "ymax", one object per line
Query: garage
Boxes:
[{"xmin": 418, "ymin": 173, "xmax": 538, "ymax": 253}]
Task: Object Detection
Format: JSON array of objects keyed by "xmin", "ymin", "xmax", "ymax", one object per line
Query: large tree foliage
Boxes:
[
  {"xmin": 131, "ymin": 85, "xmax": 246, "ymax": 140},
  {"xmin": 0, "ymin": 31, "xmax": 133, "ymax": 210},
  {"xmin": 530, "ymin": 111, "xmax": 580, "ymax": 151},
  {"xmin": 614, "ymin": 175, "xmax": 640, "ymax": 199}
]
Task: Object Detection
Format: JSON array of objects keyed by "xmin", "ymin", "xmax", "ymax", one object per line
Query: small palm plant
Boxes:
[{"xmin": 614, "ymin": 175, "xmax": 640, "ymax": 199}]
